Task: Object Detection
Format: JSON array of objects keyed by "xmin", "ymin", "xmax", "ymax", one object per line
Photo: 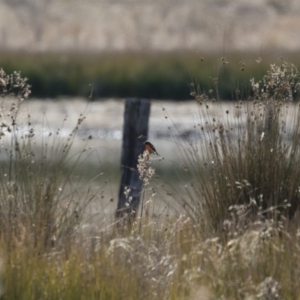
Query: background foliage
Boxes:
[{"xmin": 0, "ymin": 51, "xmax": 288, "ymax": 100}]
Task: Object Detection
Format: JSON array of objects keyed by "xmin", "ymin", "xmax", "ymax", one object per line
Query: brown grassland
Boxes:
[{"xmin": 0, "ymin": 61, "xmax": 300, "ymax": 299}]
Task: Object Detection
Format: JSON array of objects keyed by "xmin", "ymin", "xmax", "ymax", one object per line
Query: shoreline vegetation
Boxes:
[
  {"xmin": 0, "ymin": 59, "xmax": 300, "ymax": 299},
  {"xmin": 1, "ymin": 51, "xmax": 298, "ymax": 100}
]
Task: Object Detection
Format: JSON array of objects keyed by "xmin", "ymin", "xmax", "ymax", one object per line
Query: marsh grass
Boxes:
[
  {"xmin": 150, "ymin": 60, "xmax": 300, "ymax": 298},
  {"xmin": 0, "ymin": 69, "xmax": 97, "ymax": 253},
  {"xmin": 173, "ymin": 62, "xmax": 300, "ymax": 230},
  {"xmin": 2, "ymin": 61, "xmax": 300, "ymax": 299}
]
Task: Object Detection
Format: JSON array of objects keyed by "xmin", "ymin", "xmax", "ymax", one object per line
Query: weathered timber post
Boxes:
[
  {"xmin": 116, "ymin": 98, "xmax": 150, "ymax": 219},
  {"xmin": 265, "ymin": 100, "xmax": 275, "ymax": 133}
]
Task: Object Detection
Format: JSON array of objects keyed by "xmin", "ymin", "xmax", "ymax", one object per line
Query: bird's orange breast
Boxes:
[{"xmin": 145, "ymin": 143, "xmax": 153, "ymax": 153}]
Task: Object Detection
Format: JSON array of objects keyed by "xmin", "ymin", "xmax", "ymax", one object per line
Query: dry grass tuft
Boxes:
[{"xmin": 179, "ymin": 61, "xmax": 300, "ymax": 233}]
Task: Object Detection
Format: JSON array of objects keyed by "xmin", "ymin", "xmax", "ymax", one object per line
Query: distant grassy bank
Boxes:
[
  {"xmin": 2, "ymin": 61, "xmax": 300, "ymax": 299},
  {"xmin": 0, "ymin": 51, "xmax": 291, "ymax": 100}
]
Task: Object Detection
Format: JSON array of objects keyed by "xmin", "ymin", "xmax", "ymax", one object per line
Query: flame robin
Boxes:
[{"xmin": 144, "ymin": 141, "xmax": 159, "ymax": 156}]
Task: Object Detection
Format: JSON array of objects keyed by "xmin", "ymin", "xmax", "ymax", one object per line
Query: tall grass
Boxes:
[
  {"xmin": 1, "ymin": 60, "xmax": 300, "ymax": 299},
  {"xmin": 0, "ymin": 69, "xmax": 95, "ymax": 253},
  {"xmin": 178, "ymin": 61, "xmax": 300, "ymax": 231}
]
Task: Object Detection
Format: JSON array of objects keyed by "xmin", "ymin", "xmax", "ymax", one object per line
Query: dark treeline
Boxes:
[{"xmin": 0, "ymin": 51, "xmax": 291, "ymax": 100}]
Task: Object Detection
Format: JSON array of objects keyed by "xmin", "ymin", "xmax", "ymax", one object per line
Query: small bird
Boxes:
[{"xmin": 144, "ymin": 141, "xmax": 159, "ymax": 156}]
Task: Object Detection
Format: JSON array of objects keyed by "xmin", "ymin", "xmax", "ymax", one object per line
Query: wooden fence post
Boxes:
[{"xmin": 116, "ymin": 98, "xmax": 151, "ymax": 220}]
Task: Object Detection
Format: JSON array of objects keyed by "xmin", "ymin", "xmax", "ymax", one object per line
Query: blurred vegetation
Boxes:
[{"xmin": 0, "ymin": 51, "xmax": 292, "ymax": 100}]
